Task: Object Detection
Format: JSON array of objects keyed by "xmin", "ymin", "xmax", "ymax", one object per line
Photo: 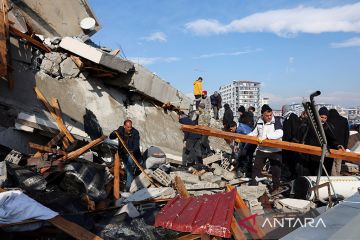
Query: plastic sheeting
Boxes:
[
  {"xmin": 0, "ymin": 190, "xmax": 58, "ymax": 224},
  {"xmin": 155, "ymin": 189, "xmax": 236, "ymax": 238}
]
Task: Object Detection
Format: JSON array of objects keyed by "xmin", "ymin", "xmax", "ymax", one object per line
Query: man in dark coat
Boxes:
[
  {"xmin": 110, "ymin": 119, "xmax": 141, "ymax": 191},
  {"xmin": 222, "ymin": 103, "xmax": 234, "ymax": 130},
  {"xmin": 328, "ymin": 109, "xmax": 349, "ymax": 175},
  {"xmin": 179, "ymin": 112, "xmax": 202, "ymax": 166},
  {"xmin": 210, "ymin": 91, "xmax": 222, "ymax": 120},
  {"xmin": 281, "ymin": 104, "xmax": 301, "ymax": 180}
]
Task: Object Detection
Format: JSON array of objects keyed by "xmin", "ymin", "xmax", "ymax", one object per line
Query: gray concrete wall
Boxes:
[{"xmin": 11, "ymin": 0, "xmax": 101, "ymax": 38}]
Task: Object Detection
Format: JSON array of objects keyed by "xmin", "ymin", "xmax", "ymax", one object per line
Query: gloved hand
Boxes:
[
  {"xmin": 235, "ymin": 138, "xmax": 241, "ymax": 143},
  {"xmin": 257, "ymin": 138, "xmax": 265, "ymax": 144}
]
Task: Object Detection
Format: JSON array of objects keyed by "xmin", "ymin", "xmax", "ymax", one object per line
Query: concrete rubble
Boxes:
[{"xmin": 0, "ymin": 1, "xmax": 360, "ymax": 239}]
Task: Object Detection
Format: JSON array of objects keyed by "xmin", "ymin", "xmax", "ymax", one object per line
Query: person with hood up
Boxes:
[
  {"xmin": 328, "ymin": 109, "xmax": 349, "ymax": 176},
  {"xmin": 222, "ymin": 103, "xmax": 234, "ymax": 130},
  {"xmin": 237, "ymin": 105, "xmax": 246, "ymax": 123},
  {"xmin": 193, "ymin": 77, "xmax": 203, "ymax": 109},
  {"xmin": 281, "ymin": 104, "xmax": 301, "ymax": 180},
  {"xmin": 210, "ymin": 91, "xmax": 222, "ymax": 120},
  {"xmin": 249, "ymin": 104, "xmax": 283, "ymax": 193}
]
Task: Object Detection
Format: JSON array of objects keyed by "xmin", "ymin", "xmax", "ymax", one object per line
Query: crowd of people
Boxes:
[
  {"xmin": 187, "ymin": 76, "xmax": 352, "ymax": 194},
  {"xmin": 109, "ymin": 76, "xmax": 353, "ymax": 194}
]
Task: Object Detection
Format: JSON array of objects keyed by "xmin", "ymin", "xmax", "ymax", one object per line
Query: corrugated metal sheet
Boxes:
[{"xmin": 155, "ymin": 189, "xmax": 236, "ymax": 238}]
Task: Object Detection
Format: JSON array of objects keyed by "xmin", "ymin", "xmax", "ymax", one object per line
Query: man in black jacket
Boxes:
[
  {"xmin": 179, "ymin": 112, "xmax": 202, "ymax": 166},
  {"xmin": 328, "ymin": 109, "xmax": 349, "ymax": 175},
  {"xmin": 223, "ymin": 103, "xmax": 234, "ymax": 130},
  {"xmin": 110, "ymin": 119, "xmax": 141, "ymax": 191},
  {"xmin": 210, "ymin": 91, "xmax": 222, "ymax": 120}
]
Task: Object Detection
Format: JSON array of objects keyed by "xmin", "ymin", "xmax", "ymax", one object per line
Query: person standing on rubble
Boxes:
[
  {"xmin": 192, "ymin": 103, "xmax": 212, "ymax": 159},
  {"xmin": 237, "ymin": 106, "xmax": 246, "ymax": 123},
  {"xmin": 193, "ymin": 77, "xmax": 203, "ymax": 109},
  {"xmin": 223, "ymin": 103, "xmax": 234, "ymax": 131},
  {"xmin": 178, "ymin": 111, "xmax": 202, "ymax": 166},
  {"xmin": 109, "ymin": 119, "xmax": 141, "ymax": 191},
  {"xmin": 210, "ymin": 91, "xmax": 222, "ymax": 120},
  {"xmin": 281, "ymin": 104, "xmax": 301, "ymax": 180},
  {"xmin": 328, "ymin": 109, "xmax": 349, "ymax": 176},
  {"xmin": 249, "ymin": 104, "xmax": 283, "ymax": 193},
  {"xmin": 200, "ymin": 90, "xmax": 211, "ymax": 113},
  {"xmin": 248, "ymin": 106, "xmax": 256, "ymax": 126}
]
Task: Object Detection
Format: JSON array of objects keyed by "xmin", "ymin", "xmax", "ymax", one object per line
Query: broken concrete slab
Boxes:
[
  {"xmin": 116, "ymin": 202, "xmax": 140, "ymax": 218},
  {"xmin": 12, "ymin": 0, "xmax": 101, "ymax": 38},
  {"xmin": 211, "ymin": 163, "xmax": 236, "ymax": 181},
  {"xmin": 150, "ymin": 168, "xmax": 171, "ymax": 187},
  {"xmin": 170, "ymin": 171, "xmax": 200, "ymax": 184},
  {"xmin": 274, "ymin": 198, "xmax": 316, "ymax": 213},
  {"xmin": 200, "ymin": 172, "xmax": 222, "ymax": 183},
  {"xmin": 60, "ymin": 57, "xmax": 80, "ymax": 78},
  {"xmin": 237, "ymin": 185, "xmax": 268, "ymax": 200},
  {"xmin": 125, "ymin": 187, "xmax": 176, "ymax": 203},
  {"xmin": 59, "ymin": 37, "xmax": 134, "ymax": 74},
  {"xmin": 129, "ymin": 169, "xmax": 153, "ymax": 193},
  {"xmin": 185, "ymin": 181, "xmax": 219, "ymax": 190},
  {"xmin": 202, "ymin": 153, "xmax": 221, "ymax": 165}
]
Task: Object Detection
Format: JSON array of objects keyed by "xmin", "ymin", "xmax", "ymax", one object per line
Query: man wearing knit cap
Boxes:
[{"xmin": 249, "ymin": 104, "xmax": 283, "ymax": 193}]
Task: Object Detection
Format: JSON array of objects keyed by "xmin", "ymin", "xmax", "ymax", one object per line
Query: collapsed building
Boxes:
[{"xmin": 1, "ymin": 1, "xmax": 360, "ymax": 240}]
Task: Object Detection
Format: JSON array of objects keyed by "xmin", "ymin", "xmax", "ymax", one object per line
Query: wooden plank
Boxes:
[
  {"xmin": 113, "ymin": 151, "xmax": 120, "ymax": 199},
  {"xmin": 177, "ymin": 234, "xmax": 201, "ymax": 240},
  {"xmin": 29, "ymin": 142, "xmax": 66, "ymax": 156},
  {"xmin": 174, "ymin": 176, "xmax": 190, "ymax": 198},
  {"xmin": 114, "ymin": 131, "xmax": 159, "ymax": 187},
  {"xmin": 230, "ymin": 217, "xmax": 246, "ymax": 240},
  {"xmin": 34, "ymin": 87, "xmax": 75, "ymax": 143},
  {"xmin": 109, "ymin": 49, "xmax": 120, "ymax": 56},
  {"xmin": 56, "ymin": 135, "xmax": 106, "ymax": 162},
  {"xmin": 48, "ymin": 215, "xmax": 103, "ymax": 240},
  {"xmin": 9, "ymin": 25, "xmax": 50, "ymax": 52},
  {"xmin": 33, "ymin": 132, "xmax": 65, "ymax": 158},
  {"xmin": 51, "ymin": 97, "xmax": 75, "ymax": 142},
  {"xmin": 70, "ymin": 55, "xmax": 84, "ymax": 68},
  {"xmin": 181, "ymin": 125, "xmax": 360, "ymax": 163},
  {"xmin": 0, "ymin": 1, "xmax": 8, "ymax": 77},
  {"xmin": 62, "ymin": 135, "xmax": 70, "ymax": 149},
  {"xmin": 227, "ymin": 185, "xmax": 265, "ymax": 239}
]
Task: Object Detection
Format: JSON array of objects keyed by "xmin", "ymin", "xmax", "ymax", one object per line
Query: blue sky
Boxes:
[{"xmin": 89, "ymin": 0, "xmax": 360, "ymax": 108}]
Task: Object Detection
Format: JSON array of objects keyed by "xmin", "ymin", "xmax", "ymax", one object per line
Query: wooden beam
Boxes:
[
  {"xmin": 227, "ymin": 185, "xmax": 265, "ymax": 239},
  {"xmin": 181, "ymin": 125, "xmax": 360, "ymax": 163},
  {"xmin": 9, "ymin": 25, "xmax": 50, "ymax": 52},
  {"xmin": 29, "ymin": 142, "xmax": 66, "ymax": 156},
  {"xmin": 51, "ymin": 97, "xmax": 75, "ymax": 142},
  {"xmin": 0, "ymin": 1, "xmax": 8, "ymax": 78},
  {"xmin": 113, "ymin": 152, "xmax": 120, "ymax": 199},
  {"xmin": 114, "ymin": 131, "xmax": 159, "ymax": 187},
  {"xmin": 70, "ymin": 55, "xmax": 84, "ymax": 68},
  {"xmin": 177, "ymin": 234, "xmax": 201, "ymax": 240},
  {"xmin": 34, "ymin": 87, "xmax": 75, "ymax": 143},
  {"xmin": 230, "ymin": 216, "xmax": 247, "ymax": 240},
  {"xmin": 56, "ymin": 135, "xmax": 106, "ymax": 161},
  {"xmin": 174, "ymin": 176, "xmax": 190, "ymax": 198},
  {"xmin": 49, "ymin": 215, "xmax": 103, "ymax": 240}
]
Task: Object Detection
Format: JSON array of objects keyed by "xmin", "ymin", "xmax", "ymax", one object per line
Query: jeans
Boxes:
[
  {"xmin": 121, "ymin": 154, "xmax": 136, "ymax": 191},
  {"xmin": 212, "ymin": 106, "xmax": 219, "ymax": 120}
]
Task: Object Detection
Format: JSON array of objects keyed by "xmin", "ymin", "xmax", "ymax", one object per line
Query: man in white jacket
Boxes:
[{"xmin": 248, "ymin": 104, "xmax": 283, "ymax": 192}]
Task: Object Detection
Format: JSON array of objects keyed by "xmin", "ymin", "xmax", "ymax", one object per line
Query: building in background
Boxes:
[{"xmin": 219, "ymin": 80, "xmax": 261, "ymax": 116}]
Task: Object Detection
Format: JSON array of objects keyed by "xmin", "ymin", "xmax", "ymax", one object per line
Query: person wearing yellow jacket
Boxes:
[{"xmin": 193, "ymin": 77, "xmax": 203, "ymax": 109}]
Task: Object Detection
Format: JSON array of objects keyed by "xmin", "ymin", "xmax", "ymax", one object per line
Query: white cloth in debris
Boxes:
[{"xmin": 0, "ymin": 190, "xmax": 58, "ymax": 224}]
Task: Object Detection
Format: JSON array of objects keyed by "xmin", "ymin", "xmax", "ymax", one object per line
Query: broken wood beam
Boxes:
[
  {"xmin": 29, "ymin": 142, "xmax": 66, "ymax": 156},
  {"xmin": 114, "ymin": 131, "xmax": 159, "ymax": 187},
  {"xmin": 34, "ymin": 87, "xmax": 75, "ymax": 143},
  {"xmin": 174, "ymin": 176, "xmax": 190, "ymax": 198},
  {"xmin": 230, "ymin": 216, "xmax": 246, "ymax": 240},
  {"xmin": 113, "ymin": 152, "xmax": 120, "ymax": 199},
  {"xmin": 9, "ymin": 25, "xmax": 50, "ymax": 52},
  {"xmin": 56, "ymin": 135, "xmax": 106, "ymax": 161},
  {"xmin": 227, "ymin": 185, "xmax": 265, "ymax": 239},
  {"xmin": 0, "ymin": 1, "xmax": 8, "ymax": 78},
  {"xmin": 181, "ymin": 125, "xmax": 360, "ymax": 163},
  {"xmin": 48, "ymin": 215, "xmax": 103, "ymax": 240},
  {"xmin": 51, "ymin": 97, "xmax": 75, "ymax": 142},
  {"xmin": 70, "ymin": 55, "xmax": 84, "ymax": 68}
]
